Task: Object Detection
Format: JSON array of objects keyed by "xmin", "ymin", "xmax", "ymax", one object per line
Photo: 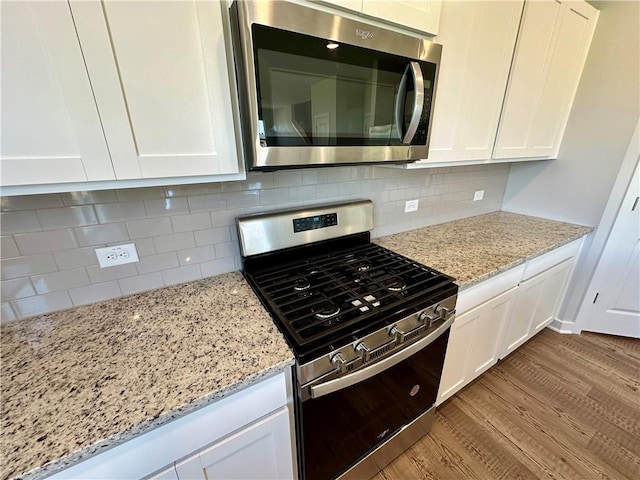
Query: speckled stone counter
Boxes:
[
  {"xmin": 1, "ymin": 272, "xmax": 294, "ymax": 480},
  {"xmin": 376, "ymin": 211, "xmax": 592, "ymax": 289}
]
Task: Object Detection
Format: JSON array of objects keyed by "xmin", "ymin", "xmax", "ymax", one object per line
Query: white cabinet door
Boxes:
[
  {"xmin": 437, "ymin": 288, "xmax": 516, "ymax": 405},
  {"xmin": 501, "ymin": 257, "xmax": 575, "ymax": 359},
  {"xmin": 361, "ymin": 0, "xmax": 442, "ymax": 35},
  {"xmin": 437, "ymin": 311, "xmax": 475, "ymax": 404},
  {"xmin": 314, "ymin": 0, "xmax": 363, "ymax": 13},
  {"xmin": 175, "ymin": 408, "xmax": 294, "ymax": 480},
  {"xmin": 493, "ymin": 0, "xmax": 598, "ymax": 160},
  {"xmin": 69, "ymin": 0, "xmax": 240, "ymax": 180},
  {"xmin": 466, "ymin": 288, "xmax": 516, "ymax": 378},
  {"xmin": 148, "ymin": 464, "xmax": 179, "ymax": 480},
  {"xmin": 423, "ymin": 0, "xmax": 523, "ymax": 164},
  {"xmin": 0, "ymin": 1, "xmax": 114, "ymax": 186}
]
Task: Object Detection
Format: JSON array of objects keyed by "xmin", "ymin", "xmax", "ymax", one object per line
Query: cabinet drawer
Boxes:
[
  {"xmin": 457, "ymin": 264, "xmax": 524, "ymax": 315},
  {"xmin": 522, "ymin": 239, "xmax": 582, "ymax": 281}
]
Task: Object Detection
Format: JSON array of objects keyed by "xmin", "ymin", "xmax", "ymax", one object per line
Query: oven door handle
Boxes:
[{"xmin": 307, "ymin": 316, "xmax": 454, "ymax": 400}]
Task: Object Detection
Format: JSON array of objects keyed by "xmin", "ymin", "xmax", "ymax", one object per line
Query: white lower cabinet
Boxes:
[
  {"xmin": 48, "ymin": 372, "xmax": 296, "ymax": 480},
  {"xmin": 501, "ymin": 257, "xmax": 575, "ymax": 358},
  {"xmin": 438, "ymin": 288, "xmax": 516, "ymax": 404},
  {"xmin": 175, "ymin": 408, "xmax": 292, "ymax": 480},
  {"xmin": 437, "ymin": 240, "xmax": 582, "ymax": 405}
]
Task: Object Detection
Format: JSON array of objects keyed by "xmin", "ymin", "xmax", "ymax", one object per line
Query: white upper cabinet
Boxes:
[
  {"xmin": 493, "ymin": 0, "xmax": 599, "ymax": 160},
  {"xmin": 316, "ymin": 0, "xmax": 441, "ymax": 35},
  {"xmin": 1, "ymin": 0, "xmax": 242, "ymax": 194},
  {"xmin": 0, "ymin": 1, "xmax": 114, "ymax": 186},
  {"xmin": 361, "ymin": 0, "xmax": 441, "ymax": 36},
  {"xmin": 69, "ymin": 0, "xmax": 241, "ymax": 180},
  {"xmin": 418, "ymin": 1, "xmax": 524, "ymax": 165}
]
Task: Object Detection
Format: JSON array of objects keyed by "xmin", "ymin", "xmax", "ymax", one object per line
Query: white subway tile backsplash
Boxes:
[
  {"xmin": 214, "ymin": 241, "xmax": 236, "ymax": 259},
  {"xmin": 171, "ymin": 212, "xmax": 211, "ymax": 233},
  {"xmin": 37, "ymin": 206, "xmax": 98, "ymax": 230},
  {"xmin": 161, "ymin": 264, "xmax": 202, "ymax": 287},
  {"xmin": 164, "ymin": 184, "xmax": 208, "ymax": 197},
  {"xmin": 1, "ymin": 211, "xmax": 42, "ymax": 234},
  {"xmin": 69, "ymin": 281, "xmax": 121, "ymax": 306},
  {"xmin": 1, "ymin": 236, "xmax": 20, "ymax": 258},
  {"xmin": 14, "ymin": 229, "xmax": 77, "ymax": 255},
  {"xmin": 201, "ymin": 257, "xmax": 235, "ymax": 278},
  {"xmin": 187, "ymin": 193, "xmax": 226, "ymax": 212},
  {"xmin": 145, "ymin": 197, "xmax": 190, "ymax": 218},
  {"xmin": 194, "ymin": 227, "xmax": 231, "ymax": 247},
  {"xmin": 116, "ymin": 187, "xmax": 166, "ymax": 202},
  {"xmin": 302, "ymin": 169, "xmax": 329, "ymax": 185},
  {"xmin": 61, "ymin": 190, "xmax": 119, "ymax": 206},
  {"xmin": 95, "ymin": 201, "xmax": 147, "ymax": 223},
  {"xmin": 274, "ymin": 170, "xmax": 303, "ymax": 187},
  {"xmin": 177, "ymin": 245, "xmax": 216, "ymax": 266},
  {"xmin": 86, "ymin": 263, "xmax": 138, "ymax": 284},
  {"xmin": 225, "ymin": 190, "xmax": 260, "ymax": 208},
  {"xmin": 75, "ymin": 223, "xmax": 129, "ymax": 247},
  {"xmin": 32, "ymin": 268, "xmax": 90, "ymax": 294},
  {"xmin": 1, "ymin": 164, "xmax": 510, "ymax": 320},
  {"xmin": 1, "ymin": 193, "xmax": 63, "ymax": 211},
  {"xmin": 153, "ymin": 232, "xmax": 195, "ymax": 253},
  {"xmin": 12, "ymin": 291, "xmax": 72, "ymax": 318},
  {"xmin": 259, "ymin": 188, "xmax": 289, "ymax": 205},
  {"xmin": 136, "ymin": 252, "xmax": 179, "ymax": 275},
  {"xmin": 1, "ymin": 302, "xmax": 16, "ymax": 323},
  {"xmin": 1, "ymin": 277, "xmax": 36, "ymax": 300},
  {"xmin": 126, "ymin": 217, "xmax": 172, "ymax": 239},
  {"xmin": 118, "ymin": 272, "xmax": 164, "ymax": 296},
  {"xmin": 2, "ymin": 253, "xmax": 58, "ymax": 280},
  {"xmin": 132, "ymin": 238, "xmax": 156, "ymax": 257}
]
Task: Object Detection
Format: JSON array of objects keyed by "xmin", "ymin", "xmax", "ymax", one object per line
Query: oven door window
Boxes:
[
  {"xmin": 252, "ymin": 25, "xmax": 435, "ymax": 147},
  {"xmin": 299, "ymin": 329, "xmax": 449, "ymax": 480}
]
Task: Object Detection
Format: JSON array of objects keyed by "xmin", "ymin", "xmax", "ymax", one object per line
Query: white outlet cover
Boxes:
[
  {"xmin": 95, "ymin": 243, "xmax": 139, "ymax": 268},
  {"xmin": 405, "ymin": 199, "xmax": 419, "ymax": 213},
  {"xmin": 473, "ymin": 190, "xmax": 485, "ymax": 201}
]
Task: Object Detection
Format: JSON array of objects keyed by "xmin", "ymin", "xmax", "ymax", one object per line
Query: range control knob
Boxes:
[
  {"xmin": 434, "ymin": 304, "xmax": 455, "ymax": 320},
  {"xmin": 330, "ymin": 352, "xmax": 346, "ymax": 372},
  {"xmin": 418, "ymin": 310, "xmax": 438, "ymax": 328}
]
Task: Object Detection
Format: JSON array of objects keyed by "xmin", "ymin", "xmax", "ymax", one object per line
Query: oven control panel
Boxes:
[{"xmin": 293, "ymin": 213, "xmax": 338, "ymax": 233}]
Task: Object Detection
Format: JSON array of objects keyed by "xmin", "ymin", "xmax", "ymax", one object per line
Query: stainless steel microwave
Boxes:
[{"xmin": 229, "ymin": 0, "xmax": 442, "ymax": 170}]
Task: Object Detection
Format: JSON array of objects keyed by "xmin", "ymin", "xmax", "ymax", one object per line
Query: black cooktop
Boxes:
[{"xmin": 242, "ymin": 235, "xmax": 457, "ymax": 361}]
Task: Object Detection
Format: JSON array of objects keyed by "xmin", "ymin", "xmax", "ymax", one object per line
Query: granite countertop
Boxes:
[
  {"xmin": 0, "ymin": 272, "xmax": 294, "ymax": 480},
  {"xmin": 376, "ymin": 211, "xmax": 592, "ymax": 289},
  {"xmin": 1, "ymin": 210, "xmax": 593, "ymax": 480}
]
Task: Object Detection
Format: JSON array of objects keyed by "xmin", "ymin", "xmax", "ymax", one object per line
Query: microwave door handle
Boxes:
[
  {"xmin": 307, "ymin": 315, "xmax": 454, "ymax": 400},
  {"xmin": 394, "ymin": 66, "xmax": 409, "ymax": 142},
  {"xmin": 402, "ymin": 62, "xmax": 424, "ymax": 144}
]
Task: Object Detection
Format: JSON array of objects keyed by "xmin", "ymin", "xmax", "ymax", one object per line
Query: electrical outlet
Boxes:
[
  {"xmin": 473, "ymin": 190, "xmax": 485, "ymax": 201},
  {"xmin": 404, "ymin": 199, "xmax": 419, "ymax": 213},
  {"xmin": 95, "ymin": 243, "xmax": 139, "ymax": 268}
]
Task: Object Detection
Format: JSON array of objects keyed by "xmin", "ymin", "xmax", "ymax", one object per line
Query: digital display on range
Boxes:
[{"xmin": 293, "ymin": 213, "xmax": 338, "ymax": 233}]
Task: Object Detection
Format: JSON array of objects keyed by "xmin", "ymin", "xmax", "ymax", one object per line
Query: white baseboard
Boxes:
[{"xmin": 547, "ymin": 317, "xmax": 579, "ymax": 334}]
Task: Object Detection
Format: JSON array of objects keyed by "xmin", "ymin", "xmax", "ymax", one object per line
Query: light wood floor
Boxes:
[{"xmin": 372, "ymin": 329, "xmax": 640, "ymax": 480}]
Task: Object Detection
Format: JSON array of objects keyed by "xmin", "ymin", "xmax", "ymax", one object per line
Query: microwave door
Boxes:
[{"xmin": 394, "ymin": 62, "xmax": 425, "ymax": 145}]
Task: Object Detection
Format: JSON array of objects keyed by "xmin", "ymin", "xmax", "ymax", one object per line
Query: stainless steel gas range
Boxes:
[{"xmin": 237, "ymin": 200, "xmax": 457, "ymax": 480}]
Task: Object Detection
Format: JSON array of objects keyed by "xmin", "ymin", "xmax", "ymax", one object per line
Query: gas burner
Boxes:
[
  {"xmin": 312, "ymin": 301, "xmax": 341, "ymax": 320},
  {"xmin": 354, "ymin": 261, "xmax": 371, "ymax": 272},
  {"xmin": 381, "ymin": 277, "xmax": 407, "ymax": 292},
  {"xmin": 293, "ymin": 277, "xmax": 311, "ymax": 291}
]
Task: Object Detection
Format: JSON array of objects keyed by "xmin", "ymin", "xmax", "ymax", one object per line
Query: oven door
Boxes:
[{"xmin": 298, "ymin": 320, "xmax": 451, "ymax": 480}]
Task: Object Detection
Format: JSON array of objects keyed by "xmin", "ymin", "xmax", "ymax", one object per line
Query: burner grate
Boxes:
[{"xmin": 247, "ymin": 243, "xmax": 454, "ymax": 348}]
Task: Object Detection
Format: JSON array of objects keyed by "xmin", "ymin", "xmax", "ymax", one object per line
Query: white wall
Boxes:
[{"xmin": 502, "ymin": 0, "xmax": 640, "ymax": 325}]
